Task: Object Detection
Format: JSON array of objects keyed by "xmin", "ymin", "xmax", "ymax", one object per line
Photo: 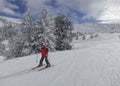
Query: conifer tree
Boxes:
[
  {"xmin": 54, "ymin": 13, "xmax": 73, "ymax": 50},
  {"xmin": 38, "ymin": 8, "xmax": 56, "ymax": 51},
  {"xmin": 21, "ymin": 10, "xmax": 36, "ymax": 55}
]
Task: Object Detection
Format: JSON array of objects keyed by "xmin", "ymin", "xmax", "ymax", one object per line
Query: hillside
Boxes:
[
  {"xmin": 0, "ymin": 33, "xmax": 120, "ymax": 86},
  {"xmin": 74, "ymin": 24, "xmax": 120, "ymax": 33},
  {"xmin": 0, "ymin": 16, "xmax": 21, "ymax": 27}
]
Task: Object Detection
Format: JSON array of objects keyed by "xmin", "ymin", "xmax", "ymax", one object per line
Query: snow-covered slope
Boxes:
[
  {"xmin": 0, "ymin": 20, "xmax": 4, "ymax": 27},
  {"xmin": 0, "ymin": 16, "xmax": 21, "ymax": 27},
  {"xmin": 0, "ymin": 16, "xmax": 21, "ymax": 23},
  {"xmin": 0, "ymin": 33, "xmax": 120, "ymax": 86},
  {"xmin": 74, "ymin": 24, "xmax": 120, "ymax": 33}
]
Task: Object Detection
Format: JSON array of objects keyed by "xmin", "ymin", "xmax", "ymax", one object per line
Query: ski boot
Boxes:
[
  {"xmin": 37, "ymin": 64, "xmax": 43, "ymax": 67},
  {"xmin": 45, "ymin": 64, "xmax": 51, "ymax": 68}
]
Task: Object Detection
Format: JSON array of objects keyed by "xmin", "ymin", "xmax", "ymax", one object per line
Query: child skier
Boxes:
[{"xmin": 37, "ymin": 42, "xmax": 51, "ymax": 67}]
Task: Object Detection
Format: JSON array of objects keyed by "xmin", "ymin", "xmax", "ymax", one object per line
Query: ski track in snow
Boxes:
[{"xmin": 1, "ymin": 33, "xmax": 120, "ymax": 86}]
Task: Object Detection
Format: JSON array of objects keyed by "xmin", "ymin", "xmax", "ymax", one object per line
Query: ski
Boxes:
[
  {"xmin": 31, "ymin": 64, "xmax": 45, "ymax": 70},
  {"xmin": 37, "ymin": 65, "xmax": 54, "ymax": 71}
]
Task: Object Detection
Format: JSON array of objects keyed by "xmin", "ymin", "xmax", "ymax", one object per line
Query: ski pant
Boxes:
[{"xmin": 39, "ymin": 56, "xmax": 50, "ymax": 65}]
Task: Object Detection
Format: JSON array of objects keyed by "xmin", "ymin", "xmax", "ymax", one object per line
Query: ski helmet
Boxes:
[{"xmin": 40, "ymin": 42, "xmax": 45, "ymax": 46}]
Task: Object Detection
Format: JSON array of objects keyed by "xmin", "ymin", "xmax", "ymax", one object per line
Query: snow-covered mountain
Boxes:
[
  {"xmin": 0, "ymin": 16, "xmax": 21, "ymax": 27},
  {"xmin": 0, "ymin": 20, "xmax": 4, "ymax": 27},
  {"xmin": 0, "ymin": 33, "xmax": 120, "ymax": 86},
  {"xmin": 0, "ymin": 16, "xmax": 21, "ymax": 23},
  {"xmin": 74, "ymin": 23, "xmax": 120, "ymax": 33}
]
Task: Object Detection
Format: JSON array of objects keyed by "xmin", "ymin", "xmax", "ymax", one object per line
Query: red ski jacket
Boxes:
[{"xmin": 40, "ymin": 47, "xmax": 48, "ymax": 57}]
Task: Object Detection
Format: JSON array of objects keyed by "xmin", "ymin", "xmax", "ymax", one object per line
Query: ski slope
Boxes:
[
  {"xmin": 74, "ymin": 24, "xmax": 120, "ymax": 33},
  {"xmin": 0, "ymin": 33, "xmax": 120, "ymax": 86}
]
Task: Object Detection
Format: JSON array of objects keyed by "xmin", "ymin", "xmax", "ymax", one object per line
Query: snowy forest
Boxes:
[{"xmin": 0, "ymin": 8, "xmax": 74, "ymax": 59}]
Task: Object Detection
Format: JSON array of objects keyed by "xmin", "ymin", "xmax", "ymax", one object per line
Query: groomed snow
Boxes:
[{"xmin": 0, "ymin": 33, "xmax": 120, "ymax": 86}]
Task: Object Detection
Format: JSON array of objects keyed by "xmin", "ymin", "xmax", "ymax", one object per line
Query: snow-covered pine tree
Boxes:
[
  {"xmin": 7, "ymin": 24, "xmax": 26, "ymax": 58},
  {"xmin": 32, "ymin": 24, "xmax": 42, "ymax": 53},
  {"xmin": 1, "ymin": 21, "xmax": 17, "ymax": 59},
  {"xmin": 38, "ymin": 8, "xmax": 56, "ymax": 51},
  {"xmin": 21, "ymin": 10, "xmax": 36, "ymax": 55},
  {"xmin": 54, "ymin": 13, "xmax": 73, "ymax": 50},
  {"xmin": 0, "ymin": 28, "xmax": 3, "ymax": 55}
]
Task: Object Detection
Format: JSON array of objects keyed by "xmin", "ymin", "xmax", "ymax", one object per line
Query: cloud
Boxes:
[
  {"xmin": 56, "ymin": 0, "xmax": 106, "ymax": 18},
  {"xmin": 2, "ymin": 8, "xmax": 20, "ymax": 16},
  {"xmin": 26, "ymin": 0, "xmax": 49, "ymax": 16},
  {"xmin": 0, "ymin": 0, "xmax": 20, "ymax": 16},
  {"xmin": 7, "ymin": 3, "xmax": 19, "ymax": 10},
  {"xmin": 58, "ymin": 0, "xmax": 120, "ymax": 22},
  {"xmin": 25, "ymin": 0, "xmax": 106, "ymax": 20},
  {"xmin": 0, "ymin": 0, "xmax": 6, "ymax": 9},
  {"xmin": 97, "ymin": 0, "xmax": 120, "ymax": 21},
  {"xmin": 0, "ymin": 0, "xmax": 119, "ymax": 23},
  {"xmin": 25, "ymin": 0, "xmax": 120, "ymax": 23}
]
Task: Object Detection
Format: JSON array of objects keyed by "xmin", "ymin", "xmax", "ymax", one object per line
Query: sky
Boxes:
[{"xmin": 0, "ymin": 0, "xmax": 120, "ymax": 23}]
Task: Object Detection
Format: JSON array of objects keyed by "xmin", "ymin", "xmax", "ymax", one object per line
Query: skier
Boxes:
[{"xmin": 37, "ymin": 42, "xmax": 51, "ymax": 67}]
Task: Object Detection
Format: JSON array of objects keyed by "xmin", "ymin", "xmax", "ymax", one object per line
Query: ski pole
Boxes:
[{"xmin": 36, "ymin": 53, "xmax": 38, "ymax": 63}]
